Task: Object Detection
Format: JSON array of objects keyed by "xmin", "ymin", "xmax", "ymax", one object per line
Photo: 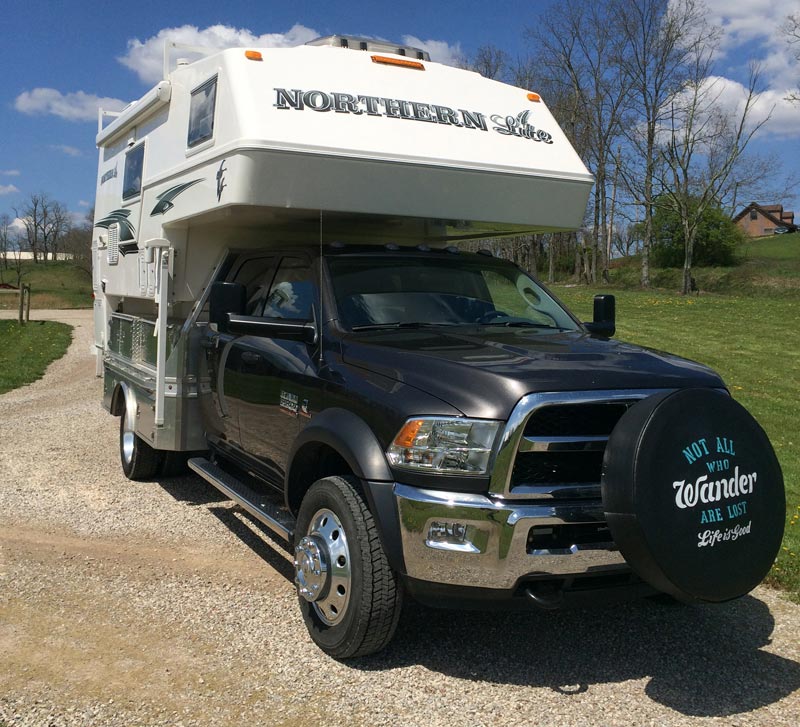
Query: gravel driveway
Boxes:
[{"xmin": 1, "ymin": 309, "xmax": 799, "ymax": 727}]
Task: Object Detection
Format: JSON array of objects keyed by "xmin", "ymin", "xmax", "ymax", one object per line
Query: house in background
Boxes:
[{"xmin": 733, "ymin": 202, "xmax": 797, "ymax": 237}]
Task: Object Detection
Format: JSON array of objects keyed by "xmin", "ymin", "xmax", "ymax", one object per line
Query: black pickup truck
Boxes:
[{"xmin": 117, "ymin": 244, "xmax": 785, "ymax": 659}]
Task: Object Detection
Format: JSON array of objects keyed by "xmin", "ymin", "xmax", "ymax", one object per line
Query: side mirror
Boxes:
[
  {"xmin": 209, "ymin": 281, "xmax": 246, "ymax": 332},
  {"xmin": 584, "ymin": 294, "xmax": 615, "ymax": 337}
]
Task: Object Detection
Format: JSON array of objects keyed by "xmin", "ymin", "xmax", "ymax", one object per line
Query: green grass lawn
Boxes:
[
  {"xmin": 0, "ymin": 320, "xmax": 73, "ymax": 394},
  {"xmin": 605, "ymin": 231, "xmax": 800, "ymax": 295},
  {"xmin": 0, "ymin": 261, "xmax": 92, "ymax": 310},
  {"xmin": 554, "ymin": 285, "xmax": 800, "ymax": 598}
]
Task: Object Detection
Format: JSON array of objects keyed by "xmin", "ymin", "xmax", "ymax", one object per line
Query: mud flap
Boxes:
[{"xmin": 601, "ymin": 389, "xmax": 785, "ymax": 603}]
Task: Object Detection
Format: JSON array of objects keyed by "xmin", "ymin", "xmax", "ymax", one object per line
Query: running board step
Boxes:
[{"xmin": 188, "ymin": 457, "xmax": 295, "ymax": 542}]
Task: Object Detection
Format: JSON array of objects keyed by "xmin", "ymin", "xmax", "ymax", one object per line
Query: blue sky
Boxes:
[{"xmin": 1, "ymin": 0, "xmax": 798, "ymax": 225}]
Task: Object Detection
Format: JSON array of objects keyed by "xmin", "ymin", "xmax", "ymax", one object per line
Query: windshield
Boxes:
[{"xmin": 327, "ymin": 254, "xmax": 579, "ymax": 332}]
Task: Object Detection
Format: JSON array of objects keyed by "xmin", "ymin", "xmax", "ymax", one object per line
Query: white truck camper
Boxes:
[
  {"xmin": 93, "ymin": 36, "xmax": 785, "ymax": 659},
  {"xmin": 93, "ymin": 35, "xmax": 592, "ymax": 464}
]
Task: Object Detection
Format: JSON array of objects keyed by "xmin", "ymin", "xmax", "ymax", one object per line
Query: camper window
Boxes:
[
  {"xmin": 188, "ymin": 76, "xmax": 218, "ymax": 147},
  {"xmin": 122, "ymin": 142, "xmax": 145, "ymax": 200}
]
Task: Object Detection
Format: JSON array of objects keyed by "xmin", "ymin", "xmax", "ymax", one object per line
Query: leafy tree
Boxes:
[{"xmin": 648, "ymin": 198, "xmax": 744, "ymax": 268}]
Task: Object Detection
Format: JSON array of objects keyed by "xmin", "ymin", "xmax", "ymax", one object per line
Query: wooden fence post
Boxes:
[{"xmin": 17, "ymin": 284, "xmax": 31, "ymax": 325}]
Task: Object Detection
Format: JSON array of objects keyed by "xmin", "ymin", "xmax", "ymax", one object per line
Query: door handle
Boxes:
[{"xmin": 241, "ymin": 351, "xmax": 262, "ymax": 364}]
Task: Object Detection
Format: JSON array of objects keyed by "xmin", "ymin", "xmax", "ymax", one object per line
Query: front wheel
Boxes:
[{"xmin": 294, "ymin": 476, "xmax": 402, "ymax": 659}]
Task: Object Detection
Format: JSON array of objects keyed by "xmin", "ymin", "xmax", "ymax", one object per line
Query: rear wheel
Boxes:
[
  {"xmin": 294, "ymin": 476, "xmax": 402, "ymax": 659},
  {"xmin": 160, "ymin": 450, "xmax": 189, "ymax": 478},
  {"xmin": 119, "ymin": 389, "xmax": 162, "ymax": 480}
]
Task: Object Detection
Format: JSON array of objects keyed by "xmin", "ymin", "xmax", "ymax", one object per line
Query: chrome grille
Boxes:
[{"xmin": 489, "ymin": 390, "xmax": 668, "ymax": 500}]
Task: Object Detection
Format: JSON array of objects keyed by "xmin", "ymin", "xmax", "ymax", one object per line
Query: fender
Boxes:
[
  {"xmin": 285, "ymin": 408, "xmax": 405, "ymax": 573},
  {"xmin": 286, "ymin": 407, "xmax": 394, "ymax": 488}
]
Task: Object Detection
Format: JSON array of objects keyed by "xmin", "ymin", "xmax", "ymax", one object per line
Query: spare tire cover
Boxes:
[{"xmin": 601, "ymin": 388, "xmax": 784, "ymax": 602}]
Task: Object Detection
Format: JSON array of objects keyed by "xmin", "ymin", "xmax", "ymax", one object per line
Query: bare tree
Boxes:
[
  {"xmin": 0, "ymin": 213, "xmax": 13, "ymax": 271},
  {"xmin": 784, "ymin": 13, "xmax": 800, "ymax": 103},
  {"xmin": 470, "ymin": 45, "xmax": 510, "ymax": 81},
  {"xmin": 528, "ymin": 0, "xmax": 630, "ymax": 284},
  {"xmin": 656, "ymin": 62, "xmax": 772, "ymax": 293},
  {"xmin": 613, "ymin": 0, "xmax": 712, "ymax": 288},
  {"xmin": 13, "ymin": 193, "xmax": 71, "ymax": 263},
  {"xmin": 62, "ymin": 206, "xmax": 94, "ymax": 277}
]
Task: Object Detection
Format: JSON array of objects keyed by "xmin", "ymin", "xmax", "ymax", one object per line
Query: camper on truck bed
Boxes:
[{"xmin": 92, "ymin": 35, "xmax": 785, "ymax": 658}]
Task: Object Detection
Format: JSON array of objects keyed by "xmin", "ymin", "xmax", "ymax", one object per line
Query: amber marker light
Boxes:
[
  {"xmin": 371, "ymin": 55, "xmax": 426, "ymax": 70},
  {"xmin": 245, "ymin": 50, "xmax": 263, "ymax": 61},
  {"xmin": 527, "ymin": 92, "xmax": 542, "ymax": 102},
  {"xmin": 393, "ymin": 419, "xmax": 425, "ymax": 447}
]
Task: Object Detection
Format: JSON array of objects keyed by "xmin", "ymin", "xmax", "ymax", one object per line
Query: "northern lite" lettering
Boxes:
[{"xmin": 274, "ymin": 88, "xmax": 489, "ymax": 130}]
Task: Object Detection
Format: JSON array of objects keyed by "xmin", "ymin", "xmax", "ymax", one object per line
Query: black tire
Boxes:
[
  {"xmin": 159, "ymin": 450, "xmax": 189, "ymax": 478},
  {"xmin": 294, "ymin": 476, "xmax": 402, "ymax": 659},
  {"xmin": 119, "ymin": 404, "xmax": 162, "ymax": 481}
]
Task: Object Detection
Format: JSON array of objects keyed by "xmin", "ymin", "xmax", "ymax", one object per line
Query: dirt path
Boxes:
[{"xmin": 1, "ymin": 309, "xmax": 799, "ymax": 726}]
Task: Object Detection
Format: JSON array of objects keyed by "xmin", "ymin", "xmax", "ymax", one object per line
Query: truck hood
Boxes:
[{"xmin": 340, "ymin": 327, "xmax": 725, "ymax": 420}]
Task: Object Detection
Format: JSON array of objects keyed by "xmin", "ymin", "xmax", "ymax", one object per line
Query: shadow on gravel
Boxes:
[
  {"xmin": 206, "ymin": 506, "xmax": 295, "ymax": 583},
  {"xmin": 159, "ymin": 471, "xmax": 295, "ymax": 581},
  {"xmin": 351, "ymin": 595, "xmax": 800, "ymax": 717},
  {"xmin": 155, "ymin": 474, "xmax": 228, "ymax": 506}
]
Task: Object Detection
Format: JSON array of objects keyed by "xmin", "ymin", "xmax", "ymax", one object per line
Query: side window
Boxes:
[
  {"xmin": 122, "ymin": 142, "xmax": 145, "ymax": 200},
  {"xmin": 749, "ymin": 209, "xmax": 758, "ymax": 221},
  {"xmin": 231, "ymin": 257, "xmax": 276, "ymax": 315},
  {"xmin": 259, "ymin": 257, "xmax": 315, "ymax": 320},
  {"xmin": 188, "ymin": 77, "xmax": 217, "ymax": 147},
  {"xmin": 482, "ymin": 270, "xmax": 557, "ymax": 326}
]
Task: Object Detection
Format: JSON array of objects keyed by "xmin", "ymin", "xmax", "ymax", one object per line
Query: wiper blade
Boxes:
[
  {"xmin": 482, "ymin": 320, "xmax": 565, "ymax": 330},
  {"xmin": 350, "ymin": 321, "xmax": 458, "ymax": 331}
]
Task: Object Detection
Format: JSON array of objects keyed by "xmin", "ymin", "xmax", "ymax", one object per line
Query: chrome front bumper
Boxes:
[{"xmin": 394, "ymin": 483, "xmax": 628, "ymax": 590}]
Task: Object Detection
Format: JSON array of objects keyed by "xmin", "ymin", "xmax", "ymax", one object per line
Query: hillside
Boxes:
[
  {"xmin": 0, "ymin": 232, "xmax": 797, "ymax": 310},
  {"xmin": 603, "ymin": 231, "xmax": 800, "ymax": 295},
  {"xmin": 0, "ymin": 261, "xmax": 93, "ymax": 310}
]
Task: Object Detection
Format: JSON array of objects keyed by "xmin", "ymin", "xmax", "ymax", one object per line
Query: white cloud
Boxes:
[
  {"xmin": 15, "ymin": 88, "xmax": 127, "ymax": 122},
  {"xmin": 703, "ymin": 0, "xmax": 797, "ymax": 49},
  {"xmin": 78, "ymin": 200, "xmax": 90, "ymax": 207},
  {"xmin": 51, "ymin": 144, "xmax": 82, "ymax": 157},
  {"xmin": 700, "ymin": 1, "xmax": 800, "ymax": 88},
  {"xmin": 401, "ymin": 35, "xmax": 463, "ymax": 67},
  {"xmin": 1, "ymin": 169, "xmax": 20, "ymax": 176},
  {"xmin": 676, "ymin": 75, "xmax": 800, "ymax": 140},
  {"xmin": 0, "ymin": 184, "xmax": 19, "ymax": 196},
  {"xmin": 116, "ymin": 25, "xmax": 465, "ymax": 85},
  {"xmin": 664, "ymin": 2, "xmax": 800, "ymax": 138},
  {"xmin": 118, "ymin": 23, "xmax": 320, "ymax": 84},
  {"xmin": 729, "ymin": 84, "xmax": 800, "ymax": 139}
]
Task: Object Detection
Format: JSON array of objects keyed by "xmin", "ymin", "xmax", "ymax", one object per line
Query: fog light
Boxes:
[{"xmin": 426, "ymin": 521, "xmax": 480, "ymax": 553}]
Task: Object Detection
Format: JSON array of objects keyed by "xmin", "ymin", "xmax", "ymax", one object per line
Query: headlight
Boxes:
[{"xmin": 386, "ymin": 417, "xmax": 501, "ymax": 475}]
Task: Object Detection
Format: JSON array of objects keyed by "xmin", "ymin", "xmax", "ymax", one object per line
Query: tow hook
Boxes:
[{"xmin": 525, "ymin": 584, "xmax": 565, "ymax": 610}]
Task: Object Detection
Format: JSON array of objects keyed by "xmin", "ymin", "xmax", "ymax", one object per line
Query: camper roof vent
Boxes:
[{"xmin": 306, "ymin": 35, "xmax": 430, "ymax": 62}]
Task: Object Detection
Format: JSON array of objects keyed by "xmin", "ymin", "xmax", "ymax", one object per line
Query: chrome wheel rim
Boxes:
[
  {"xmin": 121, "ymin": 395, "xmax": 136, "ymax": 466},
  {"xmin": 294, "ymin": 508, "xmax": 352, "ymax": 626}
]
